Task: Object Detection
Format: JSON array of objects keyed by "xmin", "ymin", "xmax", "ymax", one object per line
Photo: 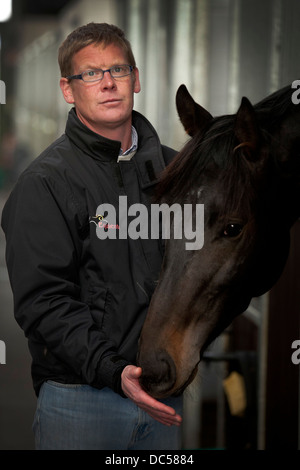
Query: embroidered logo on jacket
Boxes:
[{"xmin": 89, "ymin": 214, "xmax": 119, "ymax": 232}]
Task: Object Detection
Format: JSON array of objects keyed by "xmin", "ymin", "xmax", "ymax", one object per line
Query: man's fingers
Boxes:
[
  {"xmin": 136, "ymin": 388, "xmax": 174, "ymax": 412},
  {"xmin": 130, "ymin": 366, "xmax": 142, "ymax": 379},
  {"xmin": 138, "ymin": 398, "xmax": 182, "ymax": 426},
  {"xmin": 144, "ymin": 409, "xmax": 182, "ymax": 426}
]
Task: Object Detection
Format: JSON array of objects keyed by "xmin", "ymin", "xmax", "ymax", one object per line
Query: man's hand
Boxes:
[{"xmin": 121, "ymin": 365, "xmax": 182, "ymax": 427}]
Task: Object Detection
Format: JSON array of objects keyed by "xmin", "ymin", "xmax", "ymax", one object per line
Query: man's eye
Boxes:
[
  {"xmin": 87, "ymin": 70, "xmax": 96, "ymax": 76},
  {"xmin": 112, "ymin": 66, "xmax": 123, "ymax": 73}
]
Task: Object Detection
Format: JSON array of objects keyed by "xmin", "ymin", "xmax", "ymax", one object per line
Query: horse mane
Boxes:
[
  {"xmin": 255, "ymin": 83, "xmax": 295, "ymax": 128},
  {"xmin": 156, "ymin": 83, "xmax": 296, "ymax": 216}
]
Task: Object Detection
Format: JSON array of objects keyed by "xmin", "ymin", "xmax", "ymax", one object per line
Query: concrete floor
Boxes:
[{"xmin": 0, "ymin": 190, "xmax": 36, "ymax": 450}]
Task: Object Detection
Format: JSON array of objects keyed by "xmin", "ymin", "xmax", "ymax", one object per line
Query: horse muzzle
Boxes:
[{"xmin": 137, "ymin": 348, "xmax": 178, "ymax": 399}]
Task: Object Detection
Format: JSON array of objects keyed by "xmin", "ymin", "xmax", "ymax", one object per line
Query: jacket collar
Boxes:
[
  {"xmin": 66, "ymin": 108, "xmax": 121, "ymax": 161},
  {"xmin": 132, "ymin": 111, "xmax": 166, "ymax": 188},
  {"xmin": 65, "ymin": 107, "xmax": 166, "ymax": 188}
]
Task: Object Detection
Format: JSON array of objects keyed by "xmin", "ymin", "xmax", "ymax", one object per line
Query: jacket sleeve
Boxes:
[{"xmin": 1, "ymin": 171, "xmax": 129, "ymax": 394}]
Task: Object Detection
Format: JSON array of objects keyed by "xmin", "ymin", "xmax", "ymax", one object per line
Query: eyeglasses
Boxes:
[{"xmin": 66, "ymin": 65, "xmax": 134, "ymax": 82}]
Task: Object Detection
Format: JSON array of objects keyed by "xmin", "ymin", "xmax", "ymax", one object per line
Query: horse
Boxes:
[{"xmin": 137, "ymin": 81, "xmax": 300, "ymax": 399}]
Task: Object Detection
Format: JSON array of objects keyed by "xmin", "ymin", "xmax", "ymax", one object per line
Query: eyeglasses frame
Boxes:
[{"xmin": 66, "ymin": 65, "xmax": 134, "ymax": 82}]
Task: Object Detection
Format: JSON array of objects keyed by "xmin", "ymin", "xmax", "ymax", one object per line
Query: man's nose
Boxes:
[{"xmin": 100, "ymin": 70, "xmax": 116, "ymax": 88}]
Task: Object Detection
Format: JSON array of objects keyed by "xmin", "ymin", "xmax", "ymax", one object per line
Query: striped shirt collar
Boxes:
[{"xmin": 117, "ymin": 126, "xmax": 138, "ymax": 161}]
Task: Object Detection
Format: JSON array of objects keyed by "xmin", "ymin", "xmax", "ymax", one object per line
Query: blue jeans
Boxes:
[{"xmin": 33, "ymin": 381, "xmax": 183, "ymax": 450}]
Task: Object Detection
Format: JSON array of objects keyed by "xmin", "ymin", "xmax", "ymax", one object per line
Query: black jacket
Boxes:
[{"xmin": 1, "ymin": 109, "xmax": 176, "ymax": 396}]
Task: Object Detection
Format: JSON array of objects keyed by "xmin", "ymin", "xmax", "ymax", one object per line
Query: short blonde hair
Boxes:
[{"xmin": 58, "ymin": 22, "xmax": 136, "ymax": 77}]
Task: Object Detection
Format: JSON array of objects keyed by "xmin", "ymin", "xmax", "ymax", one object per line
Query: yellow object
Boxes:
[{"xmin": 223, "ymin": 371, "xmax": 247, "ymax": 417}]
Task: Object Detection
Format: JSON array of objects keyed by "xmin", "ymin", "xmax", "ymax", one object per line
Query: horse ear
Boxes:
[
  {"xmin": 234, "ymin": 97, "xmax": 261, "ymax": 161},
  {"xmin": 176, "ymin": 84, "xmax": 213, "ymax": 137}
]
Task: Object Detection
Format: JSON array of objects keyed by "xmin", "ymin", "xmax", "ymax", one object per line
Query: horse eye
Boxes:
[{"xmin": 223, "ymin": 223, "xmax": 243, "ymax": 237}]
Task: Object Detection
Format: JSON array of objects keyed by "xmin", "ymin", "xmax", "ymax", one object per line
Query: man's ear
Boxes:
[
  {"xmin": 60, "ymin": 77, "xmax": 75, "ymax": 104},
  {"xmin": 133, "ymin": 67, "xmax": 141, "ymax": 94}
]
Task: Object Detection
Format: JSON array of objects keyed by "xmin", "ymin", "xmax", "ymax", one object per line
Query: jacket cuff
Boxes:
[{"xmin": 98, "ymin": 355, "xmax": 130, "ymax": 397}]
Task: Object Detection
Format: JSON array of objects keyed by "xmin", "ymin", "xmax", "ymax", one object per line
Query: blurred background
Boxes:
[{"xmin": 0, "ymin": 0, "xmax": 299, "ymax": 450}]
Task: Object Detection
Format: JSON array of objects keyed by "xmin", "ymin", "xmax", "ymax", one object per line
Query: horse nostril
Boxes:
[{"xmin": 138, "ymin": 349, "xmax": 177, "ymax": 398}]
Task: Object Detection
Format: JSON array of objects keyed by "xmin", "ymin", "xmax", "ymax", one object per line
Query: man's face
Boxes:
[{"xmin": 60, "ymin": 43, "xmax": 141, "ymax": 134}]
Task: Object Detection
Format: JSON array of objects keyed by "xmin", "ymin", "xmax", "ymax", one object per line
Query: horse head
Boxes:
[{"xmin": 137, "ymin": 83, "xmax": 300, "ymax": 399}]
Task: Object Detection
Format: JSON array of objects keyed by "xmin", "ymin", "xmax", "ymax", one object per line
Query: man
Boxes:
[{"xmin": 1, "ymin": 23, "xmax": 182, "ymax": 450}]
